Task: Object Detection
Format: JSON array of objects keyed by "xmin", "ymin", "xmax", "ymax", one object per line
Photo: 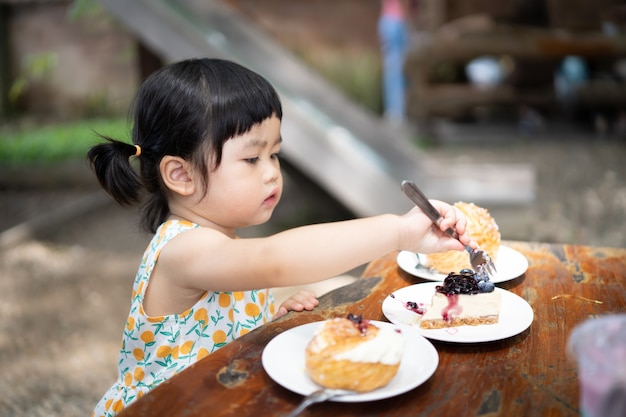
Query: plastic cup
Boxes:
[{"xmin": 568, "ymin": 314, "xmax": 626, "ymax": 417}]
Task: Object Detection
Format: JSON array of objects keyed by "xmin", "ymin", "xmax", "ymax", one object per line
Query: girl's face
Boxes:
[{"xmin": 199, "ymin": 115, "xmax": 283, "ymax": 232}]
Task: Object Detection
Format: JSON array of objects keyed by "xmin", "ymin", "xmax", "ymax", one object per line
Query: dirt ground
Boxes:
[{"xmin": 2, "ymin": 2, "xmax": 626, "ymax": 416}]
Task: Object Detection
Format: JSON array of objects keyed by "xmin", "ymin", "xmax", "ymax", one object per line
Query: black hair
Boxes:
[{"xmin": 87, "ymin": 58, "xmax": 283, "ymax": 233}]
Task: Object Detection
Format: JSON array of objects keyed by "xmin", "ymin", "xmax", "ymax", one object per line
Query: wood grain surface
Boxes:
[{"xmin": 118, "ymin": 241, "xmax": 626, "ymax": 417}]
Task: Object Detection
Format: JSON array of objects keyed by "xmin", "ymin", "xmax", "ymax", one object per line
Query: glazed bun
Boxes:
[
  {"xmin": 305, "ymin": 316, "xmax": 404, "ymax": 392},
  {"xmin": 426, "ymin": 202, "xmax": 500, "ymax": 273}
]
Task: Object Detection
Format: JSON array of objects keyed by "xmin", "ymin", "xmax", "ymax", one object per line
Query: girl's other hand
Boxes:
[{"xmin": 274, "ymin": 289, "xmax": 319, "ymax": 319}]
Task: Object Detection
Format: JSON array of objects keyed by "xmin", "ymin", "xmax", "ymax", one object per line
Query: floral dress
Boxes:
[{"xmin": 93, "ymin": 220, "xmax": 275, "ymax": 417}]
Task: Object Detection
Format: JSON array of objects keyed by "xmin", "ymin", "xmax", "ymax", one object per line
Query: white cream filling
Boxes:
[{"xmin": 332, "ymin": 325, "xmax": 405, "ymax": 365}]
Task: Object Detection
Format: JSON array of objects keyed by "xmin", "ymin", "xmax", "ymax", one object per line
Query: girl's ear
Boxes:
[{"xmin": 159, "ymin": 156, "xmax": 197, "ymax": 196}]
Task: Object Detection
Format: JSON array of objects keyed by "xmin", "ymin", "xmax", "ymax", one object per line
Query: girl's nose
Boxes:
[{"xmin": 263, "ymin": 161, "xmax": 280, "ymax": 184}]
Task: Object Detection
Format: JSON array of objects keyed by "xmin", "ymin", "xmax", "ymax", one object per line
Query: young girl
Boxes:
[{"xmin": 88, "ymin": 58, "xmax": 473, "ymax": 417}]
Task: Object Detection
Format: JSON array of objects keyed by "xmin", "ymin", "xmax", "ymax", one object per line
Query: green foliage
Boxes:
[
  {"xmin": 67, "ymin": 0, "xmax": 103, "ymax": 21},
  {"xmin": 7, "ymin": 0, "xmax": 108, "ymax": 114},
  {"xmin": 8, "ymin": 53, "xmax": 58, "ymax": 104},
  {"xmin": 329, "ymin": 52, "xmax": 382, "ymax": 115},
  {"xmin": 0, "ymin": 118, "xmax": 130, "ymax": 165},
  {"xmin": 296, "ymin": 49, "xmax": 383, "ymax": 115}
]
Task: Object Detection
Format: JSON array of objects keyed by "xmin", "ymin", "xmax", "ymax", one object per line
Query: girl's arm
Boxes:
[{"xmin": 159, "ymin": 200, "xmax": 471, "ymax": 292}]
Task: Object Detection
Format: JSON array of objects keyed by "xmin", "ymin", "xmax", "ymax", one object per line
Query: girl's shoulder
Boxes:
[{"xmin": 153, "ymin": 219, "xmax": 230, "ymax": 258}]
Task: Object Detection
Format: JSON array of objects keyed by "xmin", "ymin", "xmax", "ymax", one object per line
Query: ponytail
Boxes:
[{"xmin": 87, "ymin": 136, "xmax": 142, "ymax": 206}]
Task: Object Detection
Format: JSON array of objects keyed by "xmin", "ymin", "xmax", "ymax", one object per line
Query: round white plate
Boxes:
[
  {"xmin": 396, "ymin": 246, "xmax": 528, "ymax": 284},
  {"xmin": 382, "ymin": 283, "xmax": 534, "ymax": 343},
  {"xmin": 262, "ymin": 320, "xmax": 439, "ymax": 402}
]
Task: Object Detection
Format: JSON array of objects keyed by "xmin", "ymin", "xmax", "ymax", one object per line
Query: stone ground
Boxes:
[{"xmin": 1, "ymin": 127, "xmax": 625, "ymax": 417}]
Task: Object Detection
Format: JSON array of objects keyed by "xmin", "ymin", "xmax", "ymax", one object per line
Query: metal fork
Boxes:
[
  {"xmin": 285, "ymin": 389, "xmax": 354, "ymax": 417},
  {"xmin": 400, "ymin": 180, "xmax": 496, "ymax": 278}
]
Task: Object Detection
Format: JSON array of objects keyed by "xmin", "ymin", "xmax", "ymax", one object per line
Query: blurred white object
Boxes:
[{"xmin": 465, "ymin": 56, "xmax": 503, "ymax": 89}]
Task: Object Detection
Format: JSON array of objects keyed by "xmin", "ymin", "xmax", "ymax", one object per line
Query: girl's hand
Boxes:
[
  {"xmin": 274, "ymin": 289, "xmax": 319, "ymax": 319},
  {"xmin": 402, "ymin": 200, "xmax": 476, "ymax": 254}
]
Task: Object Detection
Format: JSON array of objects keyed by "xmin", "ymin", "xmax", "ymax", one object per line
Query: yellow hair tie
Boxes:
[{"xmin": 134, "ymin": 145, "xmax": 141, "ymax": 157}]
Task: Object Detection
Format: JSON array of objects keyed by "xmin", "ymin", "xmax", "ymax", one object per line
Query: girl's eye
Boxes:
[
  {"xmin": 271, "ymin": 152, "xmax": 280, "ymax": 160},
  {"xmin": 245, "ymin": 157, "xmax": 259, "ymax": 164}
]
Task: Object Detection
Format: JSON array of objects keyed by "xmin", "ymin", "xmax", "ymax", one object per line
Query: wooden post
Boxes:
[{"xmin": 0, "ymin": 5, "xmax": 11, "ymax": 118}]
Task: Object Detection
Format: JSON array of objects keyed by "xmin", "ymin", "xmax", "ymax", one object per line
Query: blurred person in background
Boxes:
[{"xmin": 378, "ymin": 0, "xmax": 412, "ymax": 124}]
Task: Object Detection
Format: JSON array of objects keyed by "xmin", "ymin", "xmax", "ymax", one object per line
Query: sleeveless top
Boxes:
[{"xmin": 93, "ymin": 220, "xmax": 275, "ymax": 417}]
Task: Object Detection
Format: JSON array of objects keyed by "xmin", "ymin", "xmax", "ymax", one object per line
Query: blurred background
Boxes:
[{"xmin": 1, "ymin": 1, "xmax": 625, "ymax": 416}]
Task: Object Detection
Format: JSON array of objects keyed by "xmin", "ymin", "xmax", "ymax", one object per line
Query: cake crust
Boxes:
[{"xmin": 420, "ymin": 317, "xmax": 499, "ymax": 329}]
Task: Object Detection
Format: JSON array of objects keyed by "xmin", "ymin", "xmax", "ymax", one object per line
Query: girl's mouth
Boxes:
[{"xmin": 263, "ymin": 191, "xmax": 279, "ymax": 207}]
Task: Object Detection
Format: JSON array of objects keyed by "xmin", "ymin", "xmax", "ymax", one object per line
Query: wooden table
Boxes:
[{"xmin": 118, "ymin": 241, "xmax": 626, "ymax": 416}]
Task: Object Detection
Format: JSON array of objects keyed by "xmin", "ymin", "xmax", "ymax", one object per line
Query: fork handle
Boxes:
[
  {"xmin": 401, "ymin": 181, "xmax": 461, "ymax": 240},
  {"xmin": 285, "ymin": 390, "xmax": 347, "ymax": 417},
  {"xmin": 285, "ymin": 397, "xmax": 318, "ymax": 417}
]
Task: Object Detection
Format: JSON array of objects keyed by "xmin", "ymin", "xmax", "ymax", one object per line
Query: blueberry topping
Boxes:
[
  {"xmin": 436, "ymin": 270, "xmax": 495, "ymax": 295},
  {"xmin": 475, "ymin": 270, "xmax": 490, "ymax": 282},
  {"xmin": 347, "ymin": 313, "xmax": 362, "ymax": 324},
  {"xmin": 406, "ymin": 301, "xmax": 425, "ymax": 315},
  {"xmin": 436, "ymin": 272, "xmax": 480, "ymax": 295},
  {"xmin": 346, "ymin": 314, "xmax": 369, "ymax": 333}
]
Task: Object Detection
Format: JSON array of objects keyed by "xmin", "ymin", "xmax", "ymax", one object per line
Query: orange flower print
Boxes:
[
  {"xmin": 240, "ymin": 328, "xmax": 250, "ymax": 337},
  {"xmin": 218, "ymin": 293, "xmax": 232, "ymax": 308},
  {"xmin": 180, "ymin": 340, "xmax": 194, "ymax": 355},
  {"xmin": 258, "ymin": 291, "xmax": 266, "ymax": 305},
  {"xmin": 193, "ymin": 308, "xmax": 208, "ymax": 324},
  {"xmin": 197, "ymin": 347, "xmax": 210, "ymax": 360},
  {"xmin": 112, "ymin": 399, "xmax": 125, "ymax": 413},
  {"xmin": 124, "ymin": 372, "xmax": 133, "ymax": 386},
  {"xmin": 233, "ymin": 291, "xmax": 245, "ymax": 301},
  {"xmin": 134, "ymin": 367, "xmax": 145, "ymax": 382},
  {"xmin": 140, "ymin": 331, "xmax": 155, "ymax": 345},
  {"xmin": 245, "ymin": 303, "xmax": 261, "ymax": 318},
  {"xmin": 132, "ymin": 281, "xmax": 145, "ymax": 300},
  {"xmin": 133, "ymin": 348, "xmax": 144, "ymax": 361},
  {"xmin": 156, "ymin": 345, "xmax": 172, "ymax": 358},
  {"xmin": 125, "ymin": 317, "xmax": 135, "ymax": 331},
  {"xmin": 213, "ymin": 330, "xmax": 227, "ymax": 346}
]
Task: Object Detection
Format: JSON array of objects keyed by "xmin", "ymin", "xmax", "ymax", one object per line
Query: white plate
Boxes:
[
  {"xmin": 396, "ymin": 246, "xmax": 528, "ymax": 283},
  {"xmin": 262, "ymin": 320, "xmax": 439, "ymax": 402},
  {"xmin": 382, "ymin": 283, "xmax": 534, "ymax": 343}
]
